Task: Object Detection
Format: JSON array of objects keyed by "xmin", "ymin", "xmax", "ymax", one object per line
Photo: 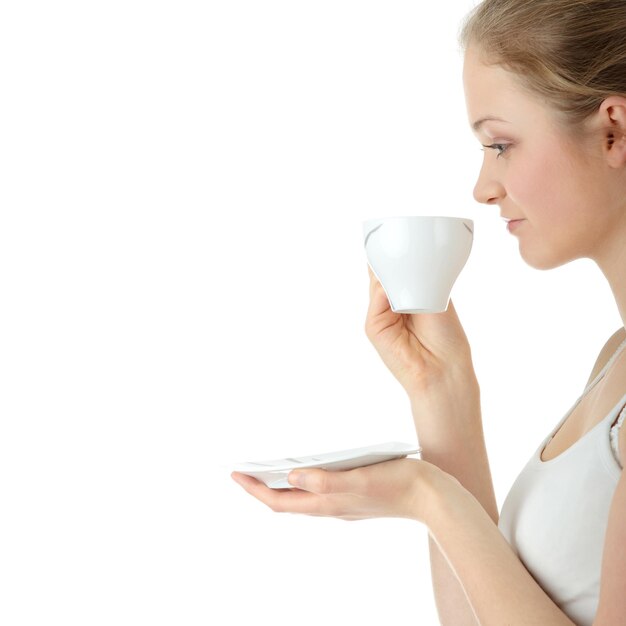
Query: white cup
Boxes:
[{"xmin": 363, "ymin": 216, "xmax": 473, "ymax": 313}]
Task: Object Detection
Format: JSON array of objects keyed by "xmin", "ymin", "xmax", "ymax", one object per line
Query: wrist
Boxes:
[
  {"xmin": 411, "ymin": 460, "xmax": 459, "ymax": 526},
  {"xmin": 404, "ymin": 355, "xmax": 478, "ymax": 397},
  {"xmin": 410, "ymin": 362, "xmax": 478, "ymax": 400},
  {"xmin": 408, "ymin": 374, "xmax": 481, "ymax": 430}
]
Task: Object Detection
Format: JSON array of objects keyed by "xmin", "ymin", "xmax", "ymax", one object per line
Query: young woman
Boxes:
[{"xmin": 232, "ymin": 1, "xmax": 626, "ymax": 623}]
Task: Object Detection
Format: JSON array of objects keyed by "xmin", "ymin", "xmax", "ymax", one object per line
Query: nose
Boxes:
[{"xmin": 473, "ymin": 158, "xmax": 506, "ymax": 205}]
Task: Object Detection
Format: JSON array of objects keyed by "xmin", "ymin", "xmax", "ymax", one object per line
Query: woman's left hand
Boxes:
[{"xmin": 231, "ymin": 457, "xmax": 452, "ymax": 524}]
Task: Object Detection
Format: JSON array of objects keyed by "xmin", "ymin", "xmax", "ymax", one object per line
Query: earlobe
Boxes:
[{"xmin": 605, "ymin": 130, "xmax": 626, "ymax": 169}]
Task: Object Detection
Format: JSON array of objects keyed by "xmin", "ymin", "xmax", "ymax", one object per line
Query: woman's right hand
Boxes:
[{"xmin": 364, "ymin": 266, "xmax": 476, "ymax": 396}]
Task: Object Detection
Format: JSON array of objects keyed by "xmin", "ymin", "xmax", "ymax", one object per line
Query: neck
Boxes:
[{"xmin": 594, "ymin": 230, "xmax": 626, "ymax": 331}]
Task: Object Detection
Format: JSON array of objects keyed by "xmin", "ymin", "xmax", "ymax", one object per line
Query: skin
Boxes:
[
  {"xmin": 232, "ymin": 44, "xmax": 626, "ymax": 625},
  {"xmin": 465, "ymin": 45, "xmax": 626, "ymax": 322}
]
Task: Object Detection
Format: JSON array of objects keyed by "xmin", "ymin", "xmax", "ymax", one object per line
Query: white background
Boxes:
[{"xmin": 1, "ymin": 1, "xmax": 621, "ymax": 625}]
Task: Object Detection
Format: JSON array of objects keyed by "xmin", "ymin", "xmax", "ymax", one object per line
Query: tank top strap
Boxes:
[
  {"xmin": 582, "ymin": 335, "xmax": 626, "ymax": 397},
  {"xmin": 610, "ymin": 402, "xmax": 626, "ymax": 469},
  {"xmin": 534, "ymin": 336, "xmax": 626, "ymax": 465}
]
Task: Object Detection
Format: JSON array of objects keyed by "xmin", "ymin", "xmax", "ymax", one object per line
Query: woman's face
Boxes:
[{"xmin": 463, "ymin": 45, "xmax": 624, "ymax": 270}]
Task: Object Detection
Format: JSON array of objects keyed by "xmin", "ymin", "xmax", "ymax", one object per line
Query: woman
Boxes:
[{"xmin": 232, "ymin": 1, "xmax": 626, "ymax": 623}]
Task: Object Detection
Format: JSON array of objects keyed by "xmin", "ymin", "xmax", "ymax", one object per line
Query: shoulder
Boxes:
[
  {"xmin": 585, "ymin": 327, "xmax": 626, "ymax": 388},
  {"xmin": 595, "ymin": 465, "xmax": 626, "ymax": 623},
  {"xmin": 593, "ymin": 330, "xmax": 626, "ymax": 623}
]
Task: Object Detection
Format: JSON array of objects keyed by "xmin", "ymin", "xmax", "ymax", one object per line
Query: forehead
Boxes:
[{"xmin": 462, "ymin": 46, "xmax": 550, "ymax": 133}]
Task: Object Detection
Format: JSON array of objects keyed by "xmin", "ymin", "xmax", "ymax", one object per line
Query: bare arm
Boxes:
[
  {"xmin": 363, "ymin": 274, "xmax": 498, "ymax": 624},
  {"xmin": 421, "ymin": 469, "xmax": 576, "ymax": 626},
  {"xmin": 419, "ymin": 326, "xmax": 625, "ymax": 625},
  {"xmin": 410, "ymin": 369, "xmax": 498, "ymax": 625},
  {"xmin": 233, "ymin": 453, "xmax": 573, "ymax": 625}
]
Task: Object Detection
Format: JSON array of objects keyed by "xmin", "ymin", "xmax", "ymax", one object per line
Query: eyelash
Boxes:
[{"xmin": 481, "ymin": 143, "xmax": 510, "ymax": 159}]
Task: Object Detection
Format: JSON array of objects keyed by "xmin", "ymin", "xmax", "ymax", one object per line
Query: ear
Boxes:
[{"xmin": 598, "ymin": 96, "xmax": 626, "ymax": 168}]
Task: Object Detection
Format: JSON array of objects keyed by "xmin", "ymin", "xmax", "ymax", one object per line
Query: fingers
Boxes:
[
  {"xmin": 366, "ymin": 265, "xmax": 394, "ymax": 324},
  {"xmin": 231, "ymin": 472, "xmax": 318, "ymax": 513},
  {"xmin": 403, "ymin": 296, "xmax": 470, "ymax": 361},
  {"xmin": 232, "ymin": 467, "xmax": 359, "ymax": 500},
  {"xmin": 367, "ymin": 264, "xmax": 377, "ymax": 300},
  {"xmin": 288, "ymin": 467, "xmax": 359, "ymax": 495}
]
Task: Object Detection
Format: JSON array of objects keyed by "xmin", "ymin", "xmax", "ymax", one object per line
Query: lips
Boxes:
[{"xmin": 506, "ymin": 219, "xmax": 525, "ymax": 233}]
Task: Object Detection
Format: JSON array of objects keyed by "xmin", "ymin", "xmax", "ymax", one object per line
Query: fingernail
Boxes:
[{"xmin": 288, "ymin": 471, "xmax": 304, "ymax": 488}]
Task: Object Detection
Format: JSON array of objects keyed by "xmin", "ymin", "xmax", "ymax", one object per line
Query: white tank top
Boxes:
[{"xmin": 498, "ymin": 338, "xmax": 626, "ymax": 626}]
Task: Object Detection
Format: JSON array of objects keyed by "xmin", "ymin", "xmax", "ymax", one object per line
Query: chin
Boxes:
[{"xmin": 518, "ymin": 244, "xmax": 575, "ymax": 271}]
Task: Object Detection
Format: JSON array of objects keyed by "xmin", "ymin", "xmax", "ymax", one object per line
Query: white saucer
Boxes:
[{"xmin": 232, "ymin": 441, "xmax": 421, "ymax": 489}]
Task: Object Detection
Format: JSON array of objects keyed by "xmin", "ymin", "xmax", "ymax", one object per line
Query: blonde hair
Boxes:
[{"xmin": 459, "ymin": 0, "xmax": 626, "ymax": 130}]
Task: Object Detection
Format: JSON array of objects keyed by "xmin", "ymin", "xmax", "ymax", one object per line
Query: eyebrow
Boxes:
[{"xmin": 472, "ymin": 116, "xmax": 510, "ymax": 132}]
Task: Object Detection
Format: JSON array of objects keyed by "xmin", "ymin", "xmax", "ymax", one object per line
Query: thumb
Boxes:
[
  {"xmin": 288, "ymin": 468, "xmax": 356, "ymax": 494},
  {"xmin": 408, "ymin": 297, "xmax": 471, "ymax": 357},
  {"xmin": 367, "ymin": 265, "xmax": 397, "ymax": 321}
]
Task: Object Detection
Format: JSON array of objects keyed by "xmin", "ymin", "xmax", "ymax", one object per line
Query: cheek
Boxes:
[
  {"xmin": 505, "ymin": 147, "xmax": 605, "ymax": 268},
  {"xmin": 507, "ymin": 148, "xmax": 583, "ymax": 224}
]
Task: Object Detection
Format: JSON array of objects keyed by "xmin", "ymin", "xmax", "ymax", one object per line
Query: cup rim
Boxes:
[{"xmin": 363, "ymin": 215, "xmax": 473, "ymax": 225}]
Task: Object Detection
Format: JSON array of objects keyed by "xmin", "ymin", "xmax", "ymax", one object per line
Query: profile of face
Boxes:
[{"xmin": 462, "ymin": 45, "xmax": 626, "ymax": 271}]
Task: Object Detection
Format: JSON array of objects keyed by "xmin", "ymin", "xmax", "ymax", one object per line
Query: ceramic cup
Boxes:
[{"xmin": 363, "ymin": 216, "xmax": 473, "ymax": 313}]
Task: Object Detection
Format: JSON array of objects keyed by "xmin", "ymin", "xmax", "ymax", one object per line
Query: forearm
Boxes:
[
  {"xmin": 428, "ymin": 536, "xmax": 480, "ymax": 626},
  {"xmin": 422, "ymin": 406, "xmax": 493, "ymax": 625},
  {"xmin": 423, "ymin": 470, "xmax": 576, "ymax": 626},
  {"xmin": 410, "ymin": 372, "xmax": 498, "ymax": 522},
  {"xmin": 410, "ymin": 371, "xmax": 497, "ymax": 625}
]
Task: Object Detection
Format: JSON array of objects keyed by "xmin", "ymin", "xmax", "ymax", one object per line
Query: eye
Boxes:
[{"xmin": 481, "ymin": 143, "xmax": 510, "ymax": 159}]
